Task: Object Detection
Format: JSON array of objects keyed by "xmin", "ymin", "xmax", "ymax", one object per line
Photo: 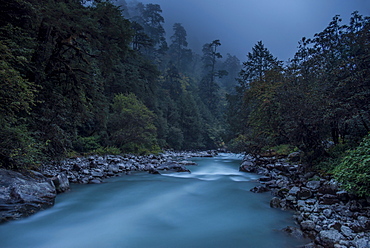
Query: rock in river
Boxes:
[{"xmin": 0, "ymin": 169, "xmax": 56, "ymax": 223}]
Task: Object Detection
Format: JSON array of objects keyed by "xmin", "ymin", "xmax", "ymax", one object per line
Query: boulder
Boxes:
[
  {"xmin": 300, "ymin": 220, "xmax": 316, "ymax": 231},
  {"xmin": 157, "ymin": 162, "xmax": 190, "ymax": 173},
  {"xmin": 306, "ymin": 180, "xmax": 321, "ymax": 191},
  {"xmin": 250, "ymin": 185, "xmax": 269, "ymax": 193},
  {"xmin": 317, "ymin": 229, "xmax": 344, "ymax": 248},
  {"xmin": 239, "ymin": 160, "xmax": 256, "ymax": 173},
  {"xmin": 289, "ymin": 186, "xmax": 301, "ymax": 196},
  {"xmin": 51, "ymin": 173, "xmax": 70, "ymax": 193},
  {"xmin": 353, "ymin": 237, "xmax": 370, "ymax": 248},
  {"xmin": 0, "ymin": 169, "xmax": 56, "ymax": 223},
  {"xmin": 178, "ymin": 160, "xmax": 197, "ymax": 166},
  {"xmin": 270, "ymin": 197, "xmax": 282, "ymax": 208},
  {"xmin": 89, "ymin": 179, "xmax": 102, "ymax": 184},
  {"xmin": 282, "ymin": 226, "xmax": 305, "ymax": 239},
  {"xmin": 297, "ymin": 188, "xmax": 313, "ymax": 200}
]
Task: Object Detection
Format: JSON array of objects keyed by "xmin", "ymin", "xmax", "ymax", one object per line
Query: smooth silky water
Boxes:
[{"xmin": 0, "ymin": 153, "xmax": 307, "ymax": 248}]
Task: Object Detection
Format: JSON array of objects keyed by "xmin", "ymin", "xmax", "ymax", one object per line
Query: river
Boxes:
[{"xmin": 0, "ymin": 153, "xmax": 307, "ymax": 248}]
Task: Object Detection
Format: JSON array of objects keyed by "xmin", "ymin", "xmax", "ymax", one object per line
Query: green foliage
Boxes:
[
  {"xmin": 334, "ymin": 134, "xmax": 370, "ymax": 197},
  {"xmin": 0, "ymin": 119, "xmax": 44, "ymax": 169},
  {"xmin": 108, "ymin": 93, "xmax": 158, "ymax": 154},
  {"xmin": 270, "ymin": 144, "xmax": 296, "ymax": 157},
  {"xmin": 226, "ymin": 13, "xmax": 370, "ymax": 164},
  {"xmin": 93, "ymin": 146, "xmax": 122, "ymax": 156},
  {"xmin": 73, "ymin": 136, "xmax": 101, "ymax": 154},
  {"xmin": 226, "ymin": 134, "xmax": 249, "ymax": 153}
]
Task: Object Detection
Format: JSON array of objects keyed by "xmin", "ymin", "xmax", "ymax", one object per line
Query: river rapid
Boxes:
[{"xmin": 0, "ymin": 153, "xmax": 307, "ymax": 248}]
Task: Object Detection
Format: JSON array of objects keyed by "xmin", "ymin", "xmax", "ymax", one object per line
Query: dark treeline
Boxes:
[
  {"xmin": 225, "ymin": 13, "xmax": 370, "ymax": 197},
  {"xmin": 0, "ymin": 0, "xmax": 240, "ymax": 169},
  {"xmin": 227, "ymin": 13, "xmax": 370, "ymax": 157},
  {"xmin": 1, "ymin": 0, "xmax": 369, "ymax": 196}
]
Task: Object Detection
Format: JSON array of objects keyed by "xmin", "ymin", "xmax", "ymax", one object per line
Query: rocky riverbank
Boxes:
[
  {"xmin": 0, "ymin": 150, "xmax": 217, "ymax": 224},
  {"xmin": 240, "ymin": 154, "xmax": 370, "ymax": 248}
]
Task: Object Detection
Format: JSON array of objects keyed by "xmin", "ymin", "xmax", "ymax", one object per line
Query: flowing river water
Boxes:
[{"xmin": 0, "ymin": 153, "xmax": 307, "ymax": 248}]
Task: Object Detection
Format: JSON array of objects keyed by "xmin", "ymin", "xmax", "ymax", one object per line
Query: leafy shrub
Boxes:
[
  {"xmin": 73, "ymin": 136, "xmax": 101, "ymax": 153},
  {"xmin": 108, "ymin": 93, "xmax": 158, "ymax": 154},
  {"xmin": 93, "ymin": 147, "xmax": 121, "ymax": 156},
  {"xmin": 333, "ymin": 134, "xmax": 370, "ymax": 197},
  {"xmin": 314, "ymin": 143, "xmax": 351, "ymax": 174},
  {"xmin": 270, "ymin": 144, "xmax": 296, "ymax": 156}
]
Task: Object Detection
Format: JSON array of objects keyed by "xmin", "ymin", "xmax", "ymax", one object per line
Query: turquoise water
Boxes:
[{"xmin": 0, "ymin": 153, "xmax": 306, "ymax": 248}]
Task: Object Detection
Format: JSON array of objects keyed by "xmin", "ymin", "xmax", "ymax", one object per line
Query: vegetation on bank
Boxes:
[
  {"xmin": 0, "ymin": 0, "xmax": 239, "ymax": 169},
  {"xmin": 225, "ymin": 13, "xmax": 370, "ymax": 197},
  {"xmin": 0, "ymin": 1, "xmax": 369, "ymax": 197}
]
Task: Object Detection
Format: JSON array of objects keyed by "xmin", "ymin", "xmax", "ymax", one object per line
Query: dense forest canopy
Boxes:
[{"xmin": 0, "ymin": 0, "xmax": 369, "ymax": 196}]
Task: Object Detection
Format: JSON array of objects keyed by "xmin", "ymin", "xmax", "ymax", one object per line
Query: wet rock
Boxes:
[
  {"xmin": 289, "ymin": 186, "xmax": 301, "ymax": 196},
  {"xmin": 300, "ymin": 220, "xmax": 316, "ymax": 231},
  {"xmin": 0, "ymin": 169, "xmax": 56, "ymax": 223},
  {"xmin": 270, "ymin": 197, "xmax": 282, "ymax": 208},
  {"xmin": 353, "ymin": 237, "xmax": 370, "ymax": 248},
  {"xmin": 297, "ymin": 188, "xmax": 312, "ymax": 200},
  {"xmin": 357, "ymin": 216, "xmax": 370, "ymax": 230},
  {"xmin": 341, "ymin": 225, "xmax": 354, "ymax": 238},
  {"xmin": 157, "ymin": 162, "xmax": 190, "ymax": 172},
  {"xmin": 239, "ymin": 160, "xmax": 256, "ymax": 173},
  {"xmin": 89, "ymin": 179, "xmax": 102, "ymax": 184},
  {"xmin": 317, "ymin": 229, "xmax": 344, "ymax": 248},
  {"xmin": 306, "ymin": 180, "xmax": 321, "ymax": 191},
  {"xmin": 282, "ymin": 226, "xmax": 305, "ymax": 239},
  {"xmin": 250, "ymin": 185, "xmax": 269, "ymax": 193},
  {"xmin": 51, "ymin": 173, "xmax": 70, "ymax": 193},
  {"xmin": 178, "ymin": 160, "xmax": 197, "ymax": 166}
]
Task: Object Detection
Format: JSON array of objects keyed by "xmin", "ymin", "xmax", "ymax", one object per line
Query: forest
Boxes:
[{"xmin": 0, "ymin": 1, "xmax": 369, "ymax": 195}]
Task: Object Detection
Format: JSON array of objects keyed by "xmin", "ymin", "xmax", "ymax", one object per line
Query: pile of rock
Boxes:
[
  {"xmin": 42, "ymin": 153, "xmax": 195, "ymax": 185},
  {"xmin": 241, "ymin": 155, "xmax": 370, "ymax": 248},
  {"xmin": 0, "ymin": 151, "xmax": 208, "ymax": 223}
]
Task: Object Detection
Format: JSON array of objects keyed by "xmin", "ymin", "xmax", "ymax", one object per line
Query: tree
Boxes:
[
  {"xmin": 226, "ymin": 41, "xmax": 281, "ymax": 153},
  {"xmin": 108, "ymin": 93, "xmax": 158, "ymax": 154},
  {"xmin": 199, "ymin": 40, "xmax": 226, "ymax": 113},
  {"xmin": 220, "ymin": 54, "xmax": 241, "ymax": 92},
  {"xmin": 168, "ymin": 23, "xmax": 192, "ymax": 70}
]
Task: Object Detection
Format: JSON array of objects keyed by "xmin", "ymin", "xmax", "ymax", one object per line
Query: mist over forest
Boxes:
[{"xmin": 1, "ymin": 0, "xmax": 370, "ymax": 197}]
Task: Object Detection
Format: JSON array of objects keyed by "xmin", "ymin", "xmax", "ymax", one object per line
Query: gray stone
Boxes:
[
  {"xmin": 353, "ymin": 237, "xmax": 370, "ymax": 248},
  {"xmin": 306, "ymin": 180, "xmax": 321, "ymax": 190},
  {"xmin": 91, "ymin": 171, "xmax": 104, "ymax": 177},
  {"xmin": 301, "ymin": 220, "xmax": 316, "ymax": 231},
  {"xmin": 318, "ymin": 229, "xmax": 344, "ymax": 247},
  {"xmin": 289, "ymin": 186, "xmax": 301, "ymax": 195},
  {"xmin": 178, "ymin": 160, "xmax": 196, "ymax": 166},
  {"xmin": 357, "ymin": 216, "xmax": 370, "ymax": 230},
  {"xmin": 341, "ymin": 225, "xmax": 354, "ymax": 238},
  {"xmin": 51, "ymin": 173, "xmax": 70, "ymax": 193},
  {"xmin": 0, "ymin": 169, "xmax": 56, "ymax": 223},
  {"xmin": 323, "ymin": 208, "xmax": 333, "ymax": 218},
  {"xmin": 282, "ymin": 226, "xmax": 305, "ymax": 239},
  {"xmin": 298, "ymin": 187, "xmax": 313, "ymax": 200},
  {"xmin": 270, "ymin": 197, "xmax": 281, "ymax": 208},
  {"xmin": 250, "ymin": 185, "xmax": 269, "ymax": 193},
  {"xmin": 89, "ymin": 179, "xmax": 102, "ymax": 184}
]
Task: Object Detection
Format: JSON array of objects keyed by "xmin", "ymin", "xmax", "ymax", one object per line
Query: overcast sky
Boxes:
[{"xmin": 133, "ymin": 0, "xmax": 370, "ymax": 62}]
